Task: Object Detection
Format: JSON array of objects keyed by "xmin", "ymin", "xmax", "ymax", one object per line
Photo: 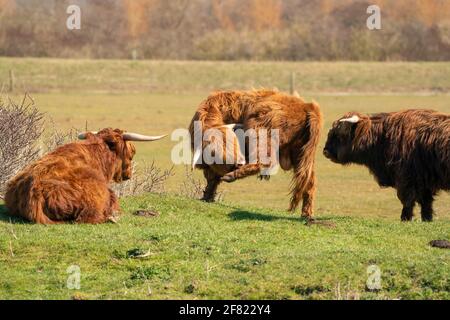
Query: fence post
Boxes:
[
  {"xmin": 290, "ymin": 71, "xmax": 296, "ymax": 95},
  {"xmin": 8, "ymin": 70, "xmax": 15, "ymax": 93},
  {"xmin": 131, "ymin": 49, "xmax": 138, "ymax": 60}
]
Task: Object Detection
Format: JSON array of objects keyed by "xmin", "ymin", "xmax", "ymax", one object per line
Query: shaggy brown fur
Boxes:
[
  {"xmin": 189, "ymin": 89, "xmax": 323, "ymax": 218},
  {"xmin": 5, "ymin": 128, "xmax": 136, "ymax": 224},
  {"xmin": 324, "ymin": 109, "xmax": 450, "ymax": 222}
]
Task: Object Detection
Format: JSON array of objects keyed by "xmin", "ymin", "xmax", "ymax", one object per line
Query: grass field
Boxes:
[
  {"xmin": 0, "ymin": 59, "xmax": 449, "ymax": 300},
  {"xmin": 0, "ymin": 194, "xmax": 449, "ymax": 300},
  {"xmin": 1, "ymin": 58, "xmax": 450, "ymax": 94}
]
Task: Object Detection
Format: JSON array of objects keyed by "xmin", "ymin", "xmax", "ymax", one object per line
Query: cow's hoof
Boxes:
[
  {"xmin": 303, "ymin": 216, "xmax": 315, "ymax": 223},
  {"xmin": 108, "ymin": 215, "xmax": 119, "ymax": 224},
  {"xmin": 221, "ymin": 174, "xmax": 236, "ymax": 183},
  {"xmin": 201, "ymin": 197, "xmax": 216, "ymax": 203},
  {"xmin": 258, "ymin": 175, "xmax": 271, "ymax": 181}
]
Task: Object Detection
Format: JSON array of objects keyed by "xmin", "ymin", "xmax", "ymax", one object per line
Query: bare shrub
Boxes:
[
  {"xmin": 112, "ymin": 161, "xmax": 174, "ymax": 198},
  {"xmin": 42, "ymin": 119, "xmax": 81, "ymax": 153},
  {"xmin": 0, "ymin": 95, "xmax": 44, "ymax": 198},
  {"xmin": 179, "ymin": 166, "xmax": 224, "ymax": 201},
  {"xmin": 0, "ymin": 95, "xmax": 172, "ymax": 200}
]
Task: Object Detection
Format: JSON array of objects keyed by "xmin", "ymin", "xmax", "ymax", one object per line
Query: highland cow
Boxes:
[
  {"xmin": 5, "ymin": 128, "xmax": 166, "ymax": 224},
  {"xmin": 189, "ymin": 90, "xmax": 323, "ymax": 219},
  {"xmin": 324, "ymin": 109, "xmax": 450, "ymax": 222}
]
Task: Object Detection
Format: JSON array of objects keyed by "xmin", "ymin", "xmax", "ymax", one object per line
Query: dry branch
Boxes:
[{"xmin": 0, "ymin": 94, "xmax": 44, "ymax": 197}]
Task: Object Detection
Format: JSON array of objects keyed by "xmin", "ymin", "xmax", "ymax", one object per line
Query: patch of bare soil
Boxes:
[
  {"xmin": 134, "ymin": 210, "xmax": 160, "ymax": 218},
  {"xmin": 429, "ymin": 240, "xmax": 450, "ymax": 249}
]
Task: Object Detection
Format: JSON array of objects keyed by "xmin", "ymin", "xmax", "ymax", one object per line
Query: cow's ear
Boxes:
[
  {"xmin": 337, "ymin": 120, "xmax": 355, "ymax": 136},
  {"xmin": 354, "ymin": 118, "xmax": 371, "ymax": 144},
  {"xmin": 103, "ymin": 135, "xmax": 119, "ymax": 152},
  {"xmin": 106, "ymin": 140, "xmax": 117, "ymax": 151}
]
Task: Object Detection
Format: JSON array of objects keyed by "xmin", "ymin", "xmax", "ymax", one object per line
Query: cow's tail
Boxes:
[
  {"xmin": 5, "ymin": 176, "xmax": 58, "ymax": 225},
  {"xmin": 28, "ymin": 187, "xmax": 58, "ymax": 225},
  {"xmin": 289, "ymin": 101, "xmax": 323, "ymax": 211}
]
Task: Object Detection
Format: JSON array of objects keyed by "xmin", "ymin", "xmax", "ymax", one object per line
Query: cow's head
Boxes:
[
  {"xmin": 79, "ymin": 128, "xmax": 166, "ymax": 182},
  {"xmin": 323, "ymin": 112, "xmax": 372, "ymax": 164}
]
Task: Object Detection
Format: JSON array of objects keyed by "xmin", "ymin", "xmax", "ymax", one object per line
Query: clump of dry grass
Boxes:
[
  {"xmin": 42, "ymin": 119, "xmax": 81, "ymax": 153},
  {"xmin": 179, "ymin": 166, "xmax": 205, "ymax": 200},
  {"xmin": 179, "ymin": 166, "xmax": 224, "ymax": 202},
  {"xmin": 112, "ymin": 162, "xmax": 174, "ymax": 198},
  {"xmin": 0, "ymin": 94, "xmax": 44, "ymax": 198}
]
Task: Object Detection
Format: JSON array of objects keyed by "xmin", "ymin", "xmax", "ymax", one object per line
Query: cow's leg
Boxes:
[
  {"xmin": 300, "ymin": 171, "xmax": 316, "ymax": 219},
  {"xmin": 289, "ymin": 173, "xmax": 315, "ymax": 217},
  {"xmin": 289, "ymin": 155, "xmax": 312, "ymax": 216},
  {"xmin": 221, "ymin": 164, "xmax": 263, "ymax": 183},
  {"xmin": 418, "ymin": 189, "xmax": 434, "ymax": 222},
  {"xmin": 75, "ymin": 187, "xmax": 112, "ymax": 224},
  {"xmin": 201, "ymin": 168, "xmax": 222, "ymax": 202},
  {"xmin": 76, "ymin": 208, "xmax": 110, "ymax": 224},
  {"xmin": 397, "ymin": 188, "xmax": 415, "ymax": 222},
  {"xmin": 222, "ymin": 129, "xmax": 274, "ymax": 182},
  {"xmin": 107, "ymin": 189, "xmax": 121, "ymax": 223}
]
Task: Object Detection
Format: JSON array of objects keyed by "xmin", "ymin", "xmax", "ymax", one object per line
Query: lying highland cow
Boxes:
[
  {"xmin": 189, "ymin": 89, "xmax": 323, "ymax": 219},
  {"xmin": 5, "ymin": 128, "xmax": 166, "ymax": 224},
  {"xmin": 324, "ymin": 110, "xmax": 450, "ymax": 222}
]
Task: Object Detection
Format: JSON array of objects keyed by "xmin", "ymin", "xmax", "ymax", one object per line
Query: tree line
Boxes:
[{"xmin": 0, "ymin": 0, "xmax": 449, "ymax": 61}]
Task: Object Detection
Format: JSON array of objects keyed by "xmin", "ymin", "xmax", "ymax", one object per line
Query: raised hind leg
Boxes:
[
  {"xmin": 221, "ymin": 164, "xmax": 263, "ymax": 183},
  {"xmin": 222, "ymin": 128, "xmax": 275, "ymax": 182}
]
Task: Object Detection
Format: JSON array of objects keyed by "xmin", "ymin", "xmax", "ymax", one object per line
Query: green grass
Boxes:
[
  {"xmin": 0, "ymin": 194, "xmax": 448, "ymax": 300},
  {"xmin": 0, "ymin": 59, "xmax": 449, "ymax": 299},
  {"xmin": 1, "ymin": 58, "xmax": 450, "ymax": 94}
]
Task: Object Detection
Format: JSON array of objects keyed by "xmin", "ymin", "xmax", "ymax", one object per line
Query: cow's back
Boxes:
[{"xmin": 384, "ymin": 110, "xmax": 450, "ymax": 190}]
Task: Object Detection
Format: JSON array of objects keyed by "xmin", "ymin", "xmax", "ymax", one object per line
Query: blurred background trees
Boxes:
[{"xmin": 0, "ymin": 0, "xmax": 449, "ymax": 60}]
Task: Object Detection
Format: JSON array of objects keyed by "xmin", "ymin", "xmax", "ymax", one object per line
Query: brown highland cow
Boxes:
[
  {"xmin": 189, "ymin": 89, "xmax": 323, "ymax": 218},
  {"xmin": 5, "ymin": 128, "xmax": 166, "ymax": 224},
  {"xmin": 324, "ymin": 109, "xmax": 450, "ymax": 222}
]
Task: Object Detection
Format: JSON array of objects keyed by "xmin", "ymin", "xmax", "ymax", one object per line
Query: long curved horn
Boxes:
[
  {"xmin": 122, "ymin": 133, "xmax": 167, "ymax": 142},
  {"xmin": 192, "ymin": 145, "xmax": 202, "ymax": 170},
  {"xmin": 339, "ymin": 115, "xmax": 360, "ymax": 123},
  {"xmin": 78, "ymin": 131, "xmax": 98, "ymax": 140}
]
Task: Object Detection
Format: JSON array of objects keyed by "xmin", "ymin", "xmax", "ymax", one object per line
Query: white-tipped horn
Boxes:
[
  {"xmin": 78, "ymin": 131, "xmax": 98, "ymax": 140},
  {"xmin": 192, "ymin": 146, "xmax": 202, "ymax": 170},
  {"xmin": 122, "ymin": 133, "xmax": 167, "ymax": 142},
  {"xmin": 221, "ymin": 123, "xmax": 244, "ymax": 131},
  {"xmin": 293, "ymin": 91, "xmax": 301, "ymax": 98},
  {"xmin": 339, "ymin": 115, "xmax": 360, "ymax": 124}
]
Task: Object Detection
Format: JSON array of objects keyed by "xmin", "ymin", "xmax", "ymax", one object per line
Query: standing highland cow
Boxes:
[
  {"xmin": 324, "ymin": 109, "xmax": 450, "ymax": 222},
  {"xmin": 189, "ymin": 90, "xmax": 323, "ymax": 219},
  {"xmin": 5, "ymin": 128, "xmax": 166, "ymax": 224}
]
